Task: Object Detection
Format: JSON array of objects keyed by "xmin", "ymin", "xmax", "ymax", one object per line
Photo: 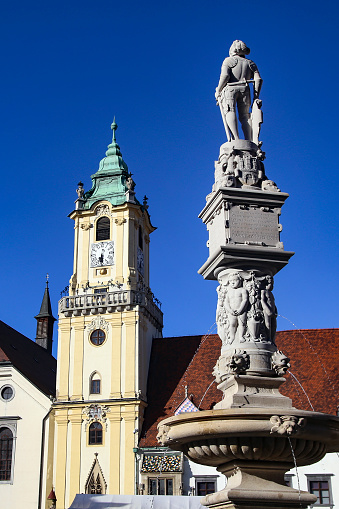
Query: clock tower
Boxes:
[{"xmin": 52, "ymin": 121, "xmax": 163, "ymax": 509}]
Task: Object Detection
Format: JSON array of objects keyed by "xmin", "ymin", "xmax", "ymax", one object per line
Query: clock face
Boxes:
[
  {"xmin": 90, "ymin": 241, "xmax": 114, "ymax": 268},
  {"xmin": 137, "ymin": 247, "xmax": 144, "ymax": 276}
]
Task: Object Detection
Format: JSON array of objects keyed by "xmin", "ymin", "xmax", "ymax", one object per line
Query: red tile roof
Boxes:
[
  {"xmin": 0, "ymin": 320, "xmax": 56, "ymax": 396},
  {"xmin": 139, "ymin": 329, "xmax": 339, "ymax": 447}
]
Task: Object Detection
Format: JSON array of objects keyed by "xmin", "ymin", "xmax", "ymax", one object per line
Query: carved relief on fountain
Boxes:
[{"xmin": 216, "ymin": 269, "xmax": 277, "ymax": 348}]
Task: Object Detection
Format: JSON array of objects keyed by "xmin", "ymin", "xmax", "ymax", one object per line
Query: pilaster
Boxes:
[
  {"xmin": 122, "ymin": 407, "xmax": 138, "ymax": 494},
  {"xmin": 68, "ymin": 408, "xmax": 83, "ymax": 506},
  {"xmin": 114, "ymin": 215, "xmax": 126, "ymax": 283},
  {"xmin": 110, "ymin": 314, "xmax": 123, "ymax": 399},
  {"xmin": 70, "ymin": 319, "xmax": 85, "ymax": 401},
  {"xmin": 108, "ymin": 410, "xmax": 122, "ymax": 494},
  {"xmin": 123, "ymin": 311, "xmax": 137, "ymax": 398},
  {"xmin": 54, "ymin": 409, "xmax": 69, "ymax": 509},
  {"xmin": 79, "ymin": 215, "xmax": 91, "ymax": 285},
  {"xmin": 57, "ymin": 321, "xmax": 71, "ymax": 400}
]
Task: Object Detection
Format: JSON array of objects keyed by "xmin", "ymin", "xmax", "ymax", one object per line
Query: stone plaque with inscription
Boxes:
[{"xmin": 229, "ymin": 205, "xmax": 280, "ymax": 247}]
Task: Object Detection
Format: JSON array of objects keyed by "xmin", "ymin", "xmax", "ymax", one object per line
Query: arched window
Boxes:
[
  {"xmin": 90, "ymin": 372, "xmax": 101, "ymax": 395},
  {"xmin": 89, "ymin": 422, "xmax": 102, "ymax": 445},
  {"xmin": 0, "ymin": 427, "xmax": 13, "ymax": 481},
  {"xmin": 96, "ymin": 217, "xmax": 110, "ymax": 241},
  {"xmin": 138, "ymin": 226, "xmax": 143, "ymax": 250}
]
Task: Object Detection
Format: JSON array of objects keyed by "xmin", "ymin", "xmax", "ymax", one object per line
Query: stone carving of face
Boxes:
[
  {"xmin": 229, "ymin": 275, "xmax": 241, "ymax": 288},
  {"xmin": 266, "ymin": 276, "xmax": 273, "ymax": 290}
]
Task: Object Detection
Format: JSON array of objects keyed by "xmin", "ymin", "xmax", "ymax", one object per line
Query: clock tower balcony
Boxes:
[{"xmin": 58, "ymin": 289, "xmax": 163, "ymax": 330}]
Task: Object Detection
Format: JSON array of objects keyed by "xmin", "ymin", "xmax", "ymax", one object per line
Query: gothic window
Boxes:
[
  {"xmin": 0, "ymin": 427, "xmax": 13, "ymax": 481},
  {"xmin": 90, "ymin": 373, "xmax": 101, "ymax": 394},
  {"xmin": 90, "ymin": 329, "xmax": 105, "ymax": 346},
  {"xmin": 85, "ymin": 454, "xmax": 107, "ymax": 494},
  {"xmin": 96, "ymin": 217, "xmax": 110, "ymax": 241},
  {"xmin": 89, "ymin": 422, "xmax": 102, "ymax": 445},
  {"xmin": 89, "ymin": 473, "xmax": 102, "ymax": 494}
]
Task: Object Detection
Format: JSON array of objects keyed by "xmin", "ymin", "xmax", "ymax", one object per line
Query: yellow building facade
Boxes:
[{"xmin": 51, "ymin": 122, "xmax": 163, "ymax": 509}]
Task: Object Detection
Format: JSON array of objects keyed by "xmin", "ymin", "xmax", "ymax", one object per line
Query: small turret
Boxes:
[{"xmin": 34, "ymin": 275, "xmax": 56, "ymax": 354}]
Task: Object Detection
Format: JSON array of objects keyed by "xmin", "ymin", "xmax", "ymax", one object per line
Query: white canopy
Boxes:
[{"xmin": 69, "ymin": 495, "xmax": 204, "ymax": 509}]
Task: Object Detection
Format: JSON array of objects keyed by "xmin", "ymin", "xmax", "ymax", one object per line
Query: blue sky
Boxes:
[{"xmin": 1, "ymin": 1, "xmax": 338, "ymax": 357}]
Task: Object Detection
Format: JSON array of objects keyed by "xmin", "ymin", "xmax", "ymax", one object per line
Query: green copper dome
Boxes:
[{"xmin": 83, "ymin": 120, "xmax": 131, "ymax": 209}]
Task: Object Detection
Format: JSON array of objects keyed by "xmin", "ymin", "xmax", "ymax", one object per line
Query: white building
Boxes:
[{"xmin": 0, "ymin": 316, "xmax": 56, "ymax": 509}]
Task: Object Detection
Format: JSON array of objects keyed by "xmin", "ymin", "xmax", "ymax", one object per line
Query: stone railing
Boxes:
[{"xmin": 58, "ymin": 289, "xmax": 163, "ymax": 328}]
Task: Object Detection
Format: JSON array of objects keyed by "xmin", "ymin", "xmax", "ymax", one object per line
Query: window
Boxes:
[
  {"xmin": 197, "ymin": 481, "xmax": 216, "ymax": 496},
  {"xmin": 284, "ymin": 474, "xmax": 294, "ymax": 487},
  {"xmin": 96, "ymin": 217, "xmax": 110, "ymax": 241},
  {"xmin": 308, "ymin": 476, "xmax": 333, "ymax": 506},
  {"xmin": 89, "ymin": 473, "xmax": 103, "ymax": 494},
  {"xmin": 0, "ymin": 428, "xmax": 13, "ymax": 481},
  {"xmin": 94, "ymin": 288, "xmax": 108, "ymax": 294},
  {"xmin": 90, "ymin": 373, "xmax": 101, "ymax": 395},
  {"xmin": 148, "ymin": 478, "xmax": 173, "ymax": 495},
  {"xmin": 90, "ymin": 329, "xmax": 105, "ymax": 346},
  {"xmin": 0, "ymin": 386, "xmax": 14, "ymax": 402},
  {"xmin": 138, "ymin": 226, "xmax": 143, "ymax": 250},
  {"xmin": 89, "ymin": 422, "xmax": 102, "ymax": 445},
  {"xmin": 85, "ymin": 455, "xmax": 106, "ymax": 494},
  {"xmin": 91, "ymin": 380, "xmax": 100, "ymax": 394},
  {"xmin": 195, "ymin": 476, "xmax": 217, "ymax": 496}
]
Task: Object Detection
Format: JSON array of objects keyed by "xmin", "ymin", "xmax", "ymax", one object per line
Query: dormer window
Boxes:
[{"xmin": 96, "ymin": 217, "xmax": 110, "ymax": 241}]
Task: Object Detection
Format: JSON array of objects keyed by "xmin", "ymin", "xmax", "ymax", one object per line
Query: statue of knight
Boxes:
[{"xmin": 215, "ymin": 40, "xmax": 263, "ymax": 144}]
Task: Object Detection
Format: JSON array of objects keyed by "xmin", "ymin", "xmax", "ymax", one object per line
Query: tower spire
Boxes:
[
  {"xmin": 34, "ymin": 276, "xmax": 56, "ymax": 354},
  {"xmin": 80, "ymin": 120, "xmax": 131, "ymax": 209}
]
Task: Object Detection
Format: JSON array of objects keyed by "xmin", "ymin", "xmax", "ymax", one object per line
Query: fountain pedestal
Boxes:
[{"xmin": 157, "ymin": 40, "xmax": 339, "ymax": 509}]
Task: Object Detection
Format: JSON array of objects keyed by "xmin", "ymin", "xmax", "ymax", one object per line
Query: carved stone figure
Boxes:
[
  {"xmin": 229, "ymin": 349, "xmax": 250, "ymax": 374},
  {"xmin": 272, "ymin": 350, "xmax": 291, "ymax": 376},
  {"xmin": 216, "ymin": 270, "xmax": 278, "ymax": 346},
  {"xmin": 215, "ymin": 40, "xmax": 262, "ymax": 142},
  {"xmin": 76, "ymin": 181, "xmax": 85, "ymax": 198},
  {"xmin": 126, "ymin": 173, "xmax": 136, "ymax": 191},
  {"xmin": 261, "ymin": 275, "xmax": 277, "ymax": 342},
  {"xmin": 216, "ymin": 283, "xmax": 229, "ymax": 349},
  {"xmin": 213, "ymin": 349, "xmax": 250, "ymax": 383},
  {"xmin": 244, "ymin": 275, "xmax": 263, "ymax": 341},
  {"xmin": 262, "ymin": 179, "xmax": 281, "ymax": 192},
  {"xmin": 270, "ymin": 415, "xmax": 306, "ymax": 436},
  {"xmin": 224, "ymin": 273, "xmax": 248, "ymax": 344}
]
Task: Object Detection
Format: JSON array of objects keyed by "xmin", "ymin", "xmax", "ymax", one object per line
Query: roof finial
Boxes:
[
  {"xmin": 46, "ymin": 273, "xmax": 49, "ymax": 288},
  {"xmin": 111, "ymin": 117, "xmax": 117, "ymax": 143}
]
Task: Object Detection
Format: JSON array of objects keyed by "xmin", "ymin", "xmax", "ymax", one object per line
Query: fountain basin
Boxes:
[
  {"xmin": 157, "ymin": 408, "xmax": 339, "ymax": 509},
  {"xmin": 157, "ymin": 407, "xmax": 339, "ymax": 466}
]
